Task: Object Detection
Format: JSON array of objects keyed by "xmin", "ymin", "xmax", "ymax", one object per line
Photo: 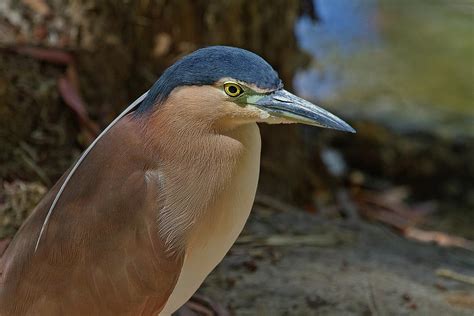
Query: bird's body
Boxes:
[
  {"xmin": 0, "ymin": 46, "xmax": 354, "ymax": 315},
  {"xmin": 0, "ymin": 116, "xmax": 183, "ymax": 315}
]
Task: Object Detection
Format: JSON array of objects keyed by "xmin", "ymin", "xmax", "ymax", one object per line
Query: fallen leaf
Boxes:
[
  {"xmin": 22, "ymin": 0, "xmax": 52, "ymax": 17},
  {"xmin": 445, "ymin": 292, "xmax": 474, "ymax": 309},
  {"xmin": 354, "ymin": 187, "xmax": 436, "ymax": 230},
  {"xmin": 406, "ymin": 228, "xmax": 474, "ymax": 251}
]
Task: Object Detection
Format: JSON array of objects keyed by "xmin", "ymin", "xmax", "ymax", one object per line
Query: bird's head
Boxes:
[{"xmin": 137, "ymin": 46, "xmax": 355, "ymax": 133}]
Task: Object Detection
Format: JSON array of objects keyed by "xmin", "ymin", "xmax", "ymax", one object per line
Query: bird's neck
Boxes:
[{"xmin": 142, "ymin": 107, "xmax": 254, "ymax": 253}]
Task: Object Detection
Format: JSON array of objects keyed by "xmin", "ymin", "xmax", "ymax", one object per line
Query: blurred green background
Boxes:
[{"xmin": 296, "ymin": 0, "xmax": 474, "ymax": 135}]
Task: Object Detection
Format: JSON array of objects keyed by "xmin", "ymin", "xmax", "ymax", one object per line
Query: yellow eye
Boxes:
[{"xmin": 224, "ymin": 82, "xmax": 243, "ymax": 97}]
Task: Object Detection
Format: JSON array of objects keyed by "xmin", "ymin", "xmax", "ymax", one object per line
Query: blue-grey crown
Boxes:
[{"xmin": 137, "ymin": 46, "xmax": 282, "ymax": 112}]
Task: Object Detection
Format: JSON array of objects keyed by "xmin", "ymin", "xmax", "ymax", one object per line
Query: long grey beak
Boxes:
[{"xmin": 254, "ymin": 89, "xmax": 356, "ymax": 133}]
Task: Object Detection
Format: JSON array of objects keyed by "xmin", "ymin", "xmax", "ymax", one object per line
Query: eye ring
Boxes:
[{"xmin": 224, "ymin": 82, "xmax": 244, "ymax": 97}]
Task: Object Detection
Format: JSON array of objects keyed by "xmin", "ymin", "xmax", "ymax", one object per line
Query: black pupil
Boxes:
[{"xmin": 228, "ymin": 85, "xmax": 238, "ymax": 94}]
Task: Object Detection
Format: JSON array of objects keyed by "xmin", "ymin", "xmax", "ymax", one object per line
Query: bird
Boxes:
[{"xmin": 0, "ymin": 46, "xmax": 354, "ymax": 316}]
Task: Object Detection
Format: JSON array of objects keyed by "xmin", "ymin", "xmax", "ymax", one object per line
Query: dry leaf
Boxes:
[
  {"xmin": 445, "ymin": 292, "xmax": 474, "ymax": 309},
  {"xmin": 22, "ymin": 0, "xmax": 51, "ymax": 17},
  {"xmin": 407, "ymin": 228, "xmax": 474, "ymax": 251}
]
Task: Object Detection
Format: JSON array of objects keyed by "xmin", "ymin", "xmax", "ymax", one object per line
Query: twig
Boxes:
[
  {"xmin": 366, "ymin": 276, "xmax": 380, "ymax": 316},
  {"xmin": 236, "ymin": 233, "xmax": 350, "ymax": 247},
  {"xmin": 436, "ymin": 268, "xmax": 474, "ymax": 286},
  {"xmin": 254, "ymin": 194, "xmax": 303, "ymax": 213},
  {"xmin": 405, "ymin": 228, "xmax": 474, "ymax": 251}
]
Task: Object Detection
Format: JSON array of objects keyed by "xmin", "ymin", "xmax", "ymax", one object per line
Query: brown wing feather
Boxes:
[{"xmin": 0, "ymin": 115, "xmax": 183, "ymax": 316}]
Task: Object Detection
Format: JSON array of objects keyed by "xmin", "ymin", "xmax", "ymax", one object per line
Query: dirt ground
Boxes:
[{"xmin": 196, "ymin": 205, "xmax": 474, "ymax": 315}]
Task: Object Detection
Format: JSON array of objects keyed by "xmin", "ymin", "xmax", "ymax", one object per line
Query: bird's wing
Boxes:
[
  {"xmin": 35, "ymin": 91, "xmax": 149, "ymax": 251},
  {"xmin": 0, "ymin": 99, "xmax": 183, "ymax": 316}
]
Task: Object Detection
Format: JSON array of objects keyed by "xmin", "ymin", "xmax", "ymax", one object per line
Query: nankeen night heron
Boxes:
[{"xmin": 0, "ymin": 46, "xmax": 354, "ymax": 315}]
